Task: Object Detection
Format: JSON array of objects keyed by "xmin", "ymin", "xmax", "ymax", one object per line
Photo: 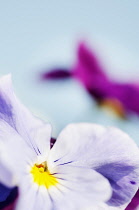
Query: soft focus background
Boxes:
[{"xmin": 0, "ymin": 0, "xmax": 139, "ymax": 141}]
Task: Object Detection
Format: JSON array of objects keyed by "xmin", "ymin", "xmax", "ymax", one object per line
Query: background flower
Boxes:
[{"xmin": 41, "ymin": 42, "xmax": 139, "ymax": 117}]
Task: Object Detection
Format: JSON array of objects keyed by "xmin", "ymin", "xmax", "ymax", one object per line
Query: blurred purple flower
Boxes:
[{"xmin": 41, "ymin": 42, "xmax": 139, "ymax": 117}]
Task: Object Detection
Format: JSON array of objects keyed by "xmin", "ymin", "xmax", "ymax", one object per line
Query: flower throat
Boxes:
[{"xmin": 30, "ymin": 161, "xmax": 58, "ymax": 188}]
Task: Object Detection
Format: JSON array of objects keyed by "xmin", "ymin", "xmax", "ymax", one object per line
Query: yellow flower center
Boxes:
[{"xmin": 30, "ymin": 162, "xmax": 58, "ymax": 188}]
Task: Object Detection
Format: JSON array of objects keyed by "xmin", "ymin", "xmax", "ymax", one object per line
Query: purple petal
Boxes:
[
  {"xmin": 0, "ymin": 187, "xmax": 18, "ymax": 210},
  {"xmin": 0, "ymin": 183, "xmax": 12, "ymax": 202},
  {"xmin": 74, "ymin": 42, "xmax": 139, "ymax": 116},
  {"xmin": 96, "ymin": 163, "xmax": 138, "ymax": 207},
  {"xmin": 41, "ymin": 68, "xmax": 71, "ymax": 80},
  {"xmin": 88, "ymin": 81, "xmax": 139, "ymax": 115},
  {"xmin": 39, "ymin": 41, "xmax": 139, "ymax": 115},
  {"xmin": 107, "ymin": 83, "xmax": 139, "ymax": 115},
  {"xmin": 73, "ymin": 42, "xmax": 108, "ymax": 90}
]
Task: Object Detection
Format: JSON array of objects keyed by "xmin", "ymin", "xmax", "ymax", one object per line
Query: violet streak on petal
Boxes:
[{"xmin": 0, "ymin": 95, "xmax": 14, "ymax": 129}]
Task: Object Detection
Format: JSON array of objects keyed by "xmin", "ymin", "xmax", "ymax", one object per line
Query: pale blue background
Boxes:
[{"xmin": 0, "ymin": 0, "xmax": 139, "ymax": 141}]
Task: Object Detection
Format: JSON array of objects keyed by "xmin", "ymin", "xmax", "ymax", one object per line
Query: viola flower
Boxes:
[
  {"xmin": 41, "ymin": 42, "xmax": 139, "ymax": 117},
  {"xmin": 0, "ymin": 75, "xmax": 139, "ymax": 210}
]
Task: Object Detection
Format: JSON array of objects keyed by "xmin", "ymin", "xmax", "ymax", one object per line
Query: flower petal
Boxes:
[
  {"xmin": 73, "ymin": 42, "xmax": 107, "ymax": 90},
  {"xmin": 0, "ymin": 120, "xmax": 36, "ymax": 187},
  {"xmin": 48, "ymin": 165, "xmax": 112, "ymax": 210},
  {"xmin": 125, "ymin": 189, "xmax": 139, "ymax": 210},
  {"xmin": 0, "ymin": 187, "xmax": 18, "ymax": 210},
  {"xmin": 41, "ymin": 68, "xmax": 71, "ymax": 80},
  {"xmin": 16, "ymin": 177, "xmax": 52, "ymax": 210},
  {"xmin": 48, "ymin": 123, "xmax": 139, "ymax": 207},
  {"xmin": 92, "ymin": 203, "xmax": 127, "ymax": 210},
  {"xmin": 96, "ymin": 163, "xmax": 139, "ymax": 207},
  {"xmin": 0, "ymin": 158, "xmax": 16, "ymax": 188},
  {"xmin": 0, "ymin": 74, "xmax": 51, "ymax": 156},
  {"xmin": 0, "ymin": 183, "xmax": 12, "ymax": 202}
]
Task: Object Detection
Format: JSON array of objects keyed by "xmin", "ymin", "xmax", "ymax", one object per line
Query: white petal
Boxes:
[
  {"xmin": 0, "ymin": 120, "xmax": 36, "ymax": 187},
  {"xmin": 48, "ymin": 123, "xmax": 139, "ymax": 168},
  {"xmin": 92, "ymin": 203, "xmax": 127, "ymax": 210},
  {"xmin": 0, "ymin": 74, "xmax": 51, "ymax": 156},
  {"xmin": 48, "ymin": 123, "xmax": 139, "ymax": 207},
  {"xmin": 48, "ymin": 165, "xmax": 112, "ymax": 210},
  {"xmin": 0, "ymin": 155, "xmax": 16, "ymax": 187},
  {"xmin": 16, "ymin": 177, "xmax": 52, "ymax": 210}
]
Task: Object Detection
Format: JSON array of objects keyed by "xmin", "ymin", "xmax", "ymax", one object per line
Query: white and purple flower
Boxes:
[{"xmin": 0, "ymin": 75, "xmax": 139, "ymax": 210}]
